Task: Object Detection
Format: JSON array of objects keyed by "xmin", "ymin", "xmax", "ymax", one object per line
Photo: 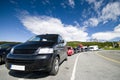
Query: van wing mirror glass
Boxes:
[{"xmin": 61, "ymin": 40, "xmax": 64, "ymax": 43}]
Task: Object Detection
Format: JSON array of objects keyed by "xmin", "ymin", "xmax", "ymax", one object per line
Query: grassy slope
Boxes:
[
  {"xmin": 0, "ymin": 41, "xmax": 21, "ymax": 45},
  {"xmin": 67, "ymin": 41, "xmax": 120, "ymax": 50}
]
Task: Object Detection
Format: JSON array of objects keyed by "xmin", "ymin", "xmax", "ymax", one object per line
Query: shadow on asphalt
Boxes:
[
  {"xmin": 0, "ymin": 62, "xmax": 5, "ymax": 65},
  {"xmin": 9, "ymin": 70, "xmax": 49, "ymax": 79}
]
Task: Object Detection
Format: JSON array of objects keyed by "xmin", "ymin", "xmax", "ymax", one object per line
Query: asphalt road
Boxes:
[{"xmin": 0, "ymin": 50, "xmax": 120, "ymax": 80}]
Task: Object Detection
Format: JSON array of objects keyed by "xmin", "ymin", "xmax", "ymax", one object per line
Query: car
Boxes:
[
  {"xmin": 77, "ymin": 44, "xmax": 84, "ymax": 52},
  {"xmin": 0, "ymin": 43, "xmax": 19, "ymax": 64},
  {"xmin": 82, "ymin": 46, "xmax": 89, "ymax": 52},
  {"xmin": 6, "ymin": 34, "xmax": 67, "ymax": 75},
  {"xmin": 73, "ymin": 47, "xmax": 79, "ymax": 54},
  {"xmin": 67, "ymin": 46, "xmax": 74, "ymax": 56}
]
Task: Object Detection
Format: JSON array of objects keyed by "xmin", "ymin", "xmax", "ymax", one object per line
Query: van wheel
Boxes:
[
  {"xmin": 0, "ymin": 56, "xmax": 2, "ymax": 64},
  {"xmin": 50, "ymin": 57, "xmax": 59, "ymax": 75}
]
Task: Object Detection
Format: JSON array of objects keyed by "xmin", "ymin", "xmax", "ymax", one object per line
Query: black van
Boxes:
[{"xmin": 6, "ymin": 34, "xmax": 67, "ymax": 75}]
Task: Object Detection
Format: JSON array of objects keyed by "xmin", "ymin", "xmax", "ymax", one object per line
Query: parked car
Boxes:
[
  {"xmin": 0, "ymin": 43, "xmax": 19, "ymax": 64},
  {"xmin": 67, "ymin": 46, "xmax": 74, "ymax": 56},
  {"xmin": 76, "ymin": 46, "xmax": 81, "ymax": 53},
  {"xmin": 6, "ymin": 34, "xmax": 67, "ymax": 75},
  {"xmin": 73, "ymin": 47, "xmax": 80, "ymax": 53},
  {"xmin": 78, "ymin": 44, "xmax": 83, "ymax": 52},
  {"xmin": 82, "ymin": 46, "xmax": 89, "ymax": 52}
]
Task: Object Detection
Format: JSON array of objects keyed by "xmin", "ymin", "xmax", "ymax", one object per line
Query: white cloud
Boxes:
[
  {"xmin": 86, "ymin": 0, "xmax": 95, "ymax": 4},
  {"xmin": 100, "ymin": 2, "xmax": 120, "ymax": 22},
  {"xmin": 86, "ymin": 0, "xmax": 103, "ymax": 13},
  {"xmin": 82, "ymin": 2, "xmax": 120, "ymax": 41},
  {"xmin": 20, "ymin": 15, "xmax": 89, "ymax": 41},
  {"xmin": 83, "ymin": 2, "xmax": 120, "ymax": 27},
  {"xmin": 94, "ymin": 0, "xmax": 103, "ymax": 10},
  {"xmin": 114, "ymin": 24, "xmax": 120, "ymax": 32},
  {"xmin": 92, "ymin": 32, "xmax": 120, "ymax": 41},
  {"xmin": 84, "ymin": 18, "xmax": 99, "ymax": 27},
  {"xmin": 92, "ymin": 24, "xmax": 120, "ymax": 41},
  {"xmin": 68, "ymin": 0, "xmax": 75, "ymax": 8}
]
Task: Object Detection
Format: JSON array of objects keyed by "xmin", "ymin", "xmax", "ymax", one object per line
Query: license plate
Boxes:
[{"xmin": 11, "ymin": 65, "xmax": 25, "ymax": 71}]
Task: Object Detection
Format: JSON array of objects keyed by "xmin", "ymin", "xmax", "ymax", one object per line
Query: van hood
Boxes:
[
  {"xmin": 14, "ymin": 41, "xmax": 55, "ymax": 49},
  {"xmin": 12, "ymin": 42, "xmax": 56, "ymax": 54}
]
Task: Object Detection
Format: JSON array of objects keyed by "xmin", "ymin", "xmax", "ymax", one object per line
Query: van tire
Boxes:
[{"xmin": 50, "ymin": 57, "xmax": 59, "ymax": 75}]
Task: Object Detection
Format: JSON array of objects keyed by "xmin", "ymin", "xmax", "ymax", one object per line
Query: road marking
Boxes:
[
  {"xmin": 70, "ymin": 53, "xmax": 80, "ymax": 80},
  {"xmin": 96, "ymin": 52, "xmax": 120, "ymax": 64}
]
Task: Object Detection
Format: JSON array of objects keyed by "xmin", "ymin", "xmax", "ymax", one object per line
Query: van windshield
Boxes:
[{"xmin": 27, "ymin": 35, "xmax": 58, "ymax": 43}]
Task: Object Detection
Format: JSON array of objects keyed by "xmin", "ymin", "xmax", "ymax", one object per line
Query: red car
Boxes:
[{"xmin": 67, "ymin": 46, "xmax": 74, "ymax": 56}]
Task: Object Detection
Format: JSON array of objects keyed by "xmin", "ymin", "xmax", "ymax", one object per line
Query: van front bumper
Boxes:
[{"xmin": 6, "ymin": 53, "xmax": 54, "ymax": 71}]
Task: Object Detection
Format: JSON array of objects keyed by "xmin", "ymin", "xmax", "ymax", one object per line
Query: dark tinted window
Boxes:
[
  {"xmin": 58, "ymin": 36, "xmax": 63, "ymax": 43},
  {"xmin": 28, "ymin": 34, "xmax": 58, "ymax": 43}
]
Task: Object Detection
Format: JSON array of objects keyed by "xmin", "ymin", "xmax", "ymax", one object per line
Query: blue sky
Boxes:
[{"xmin": 0, "ymin": 0, "xmax": 120, "ymax": 42}]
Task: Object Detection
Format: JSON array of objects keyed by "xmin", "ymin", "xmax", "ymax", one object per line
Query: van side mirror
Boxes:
[{"xmin": 60, "ymin": 40, "xmax": 64, "ymax": 43}]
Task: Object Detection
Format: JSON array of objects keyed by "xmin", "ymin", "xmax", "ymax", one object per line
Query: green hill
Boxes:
[
  {"xmin": 67, "ymin": 41, "xmax": 119, "ymax": 49},
  {"xmin": 0, "ymin": 41, "xmax": 21, "ymax": 45}
]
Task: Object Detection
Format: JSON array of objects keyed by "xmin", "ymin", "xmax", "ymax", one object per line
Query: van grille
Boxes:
[{"xmin": 13, "ymin": 49, "xmax": 37, "ymax": 54}]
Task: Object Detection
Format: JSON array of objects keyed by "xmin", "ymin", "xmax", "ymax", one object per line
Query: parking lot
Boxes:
[{"xmin": 0, "ymin": 50, "xmax": 120, "ymax": 80}]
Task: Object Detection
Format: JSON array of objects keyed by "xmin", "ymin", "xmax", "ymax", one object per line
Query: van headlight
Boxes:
[
  {"xmin": 37, "ymin": 48, "xmax": 54, "ymax": 54},
  {"xmin": 10, "ymin": 48, "xmax": 14, "ymax": 53}
]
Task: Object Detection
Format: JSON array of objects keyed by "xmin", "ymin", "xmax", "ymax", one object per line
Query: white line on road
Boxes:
[{"xmin": 70, "ymin": 53, "xmax": 80, "ymax": 80}]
